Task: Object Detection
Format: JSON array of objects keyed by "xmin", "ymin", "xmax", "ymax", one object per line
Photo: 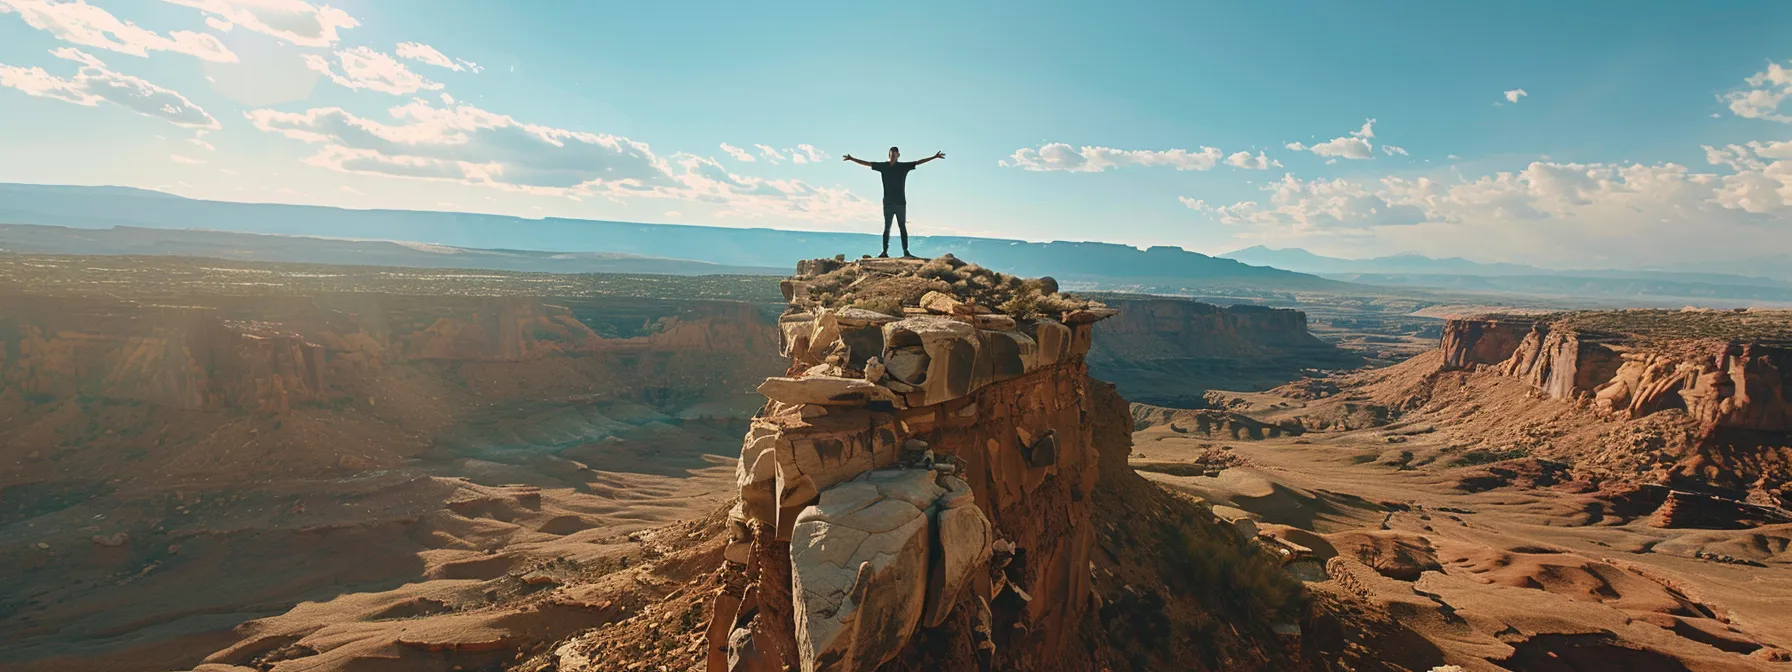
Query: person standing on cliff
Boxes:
[{"xmin": 843, "ymin": 147, "xmax": 944, "ymax": 258}]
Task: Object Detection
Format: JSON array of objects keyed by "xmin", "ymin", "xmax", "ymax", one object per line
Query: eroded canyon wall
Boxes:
[
  {"xmin": 1086, "ymin": 297, "xmax": 1356, "ymax": 406},
  {"xmin": 1439, "ymin": 316, "xmax": 1792, "ymax": 433},
  {"xmin": 709, "ymin": 257, "xmax": 1118, "ymax": 672},
  {"xmin": 0, "ymin": 293, "xmax": 782, "ymax": 415}
]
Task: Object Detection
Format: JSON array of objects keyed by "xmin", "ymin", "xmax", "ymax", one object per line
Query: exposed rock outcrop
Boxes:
[
  {"xmin": 1086, "ymin": 297, "xmax": 1359, "ymax": 407},
  {"xmin": 708, "ymin": 256, "xmax": 1114, "ymax": 672},
  {"xmin": 0, "ymin": 294, "xmax": 780, "ymax": 415},
  {"xmin": 1439, "ymin": 313, "xmax": 1792, "ymax": 434}
]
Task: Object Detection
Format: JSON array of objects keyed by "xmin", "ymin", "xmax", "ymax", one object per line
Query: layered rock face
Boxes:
[
  {"xmin": 709, "ymin": 256, "xmax": 1115, "ymax": 672},
  {"xmin": 0, "ymin": 293, "xmax": 780, "ymax": 415},
  {"xmin": 1438, "ymin": 315, "xmax": 1792, "ymax": 434},
  {"xmin": 1086, "ymin": 297, "xmax": 1356, "ymax": 407}
]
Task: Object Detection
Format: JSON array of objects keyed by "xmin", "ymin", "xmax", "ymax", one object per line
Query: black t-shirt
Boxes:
[{"xmin": 871, "ymin": 161, "xmax": 918, "ymax": 204}]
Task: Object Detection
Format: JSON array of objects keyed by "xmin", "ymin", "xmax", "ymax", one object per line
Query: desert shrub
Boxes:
[
  {"xmin": 999, "ymin": 291, "xmax": 1041, "ymax": 319},
  {"xmin": 1160, "ymin": 517, "xmax": 1303, "ymax": 623},
  {"xmin": 1037, "ymin": 292, "xmax": 1087, "ymax": 314},
  {"xmin": 918, "ymin": 256, "xmax": 960, "ymax": 281}
]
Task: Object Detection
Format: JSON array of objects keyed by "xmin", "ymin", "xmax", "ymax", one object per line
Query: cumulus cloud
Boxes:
[
  {"xmin": 245, "ymin": 99, "xmax": 876, "ymax": 223},
  {"xmin": 724, "ymin": 143, "xmax": 828, "ymax": 164},
  {"xmin": 719, "ymin": 143, "xmax": 755, "ymax": 162},
  {"xmin": 188, "ymin": 137, "xmax": 216, "ymax": 151},
  {"xmin": 0, "ymin": 48, "xmax": 220, "ymax": 128},
  {"xmin": 999, "ymin": 143, "xmax": 1224, "ymax": 172},
  {"xmin": 160, "ymin": 0, "xmax": 357, "ymax": 48},
  {"xmin": 395, "ymin": 42, "xmax": 479, "ymax": 73},
  {"xmin": 303, "ymin": 47, "xmax": 440, "ymax": 95},
  {"xmin": 0, "ymin": 0, "xmax": 236, "ymax": 62},
  {"xmin": 1382, "ymin": 145, "xmax": 1409, "ymax": 156},
  {"xmin": 1724, "ymin": 62, "xmax": 1792, "ymax": 122},
  {"xmin": 1185, "ymin": 158, "xmax": 1792, "ymax": 266},
  {"xmin": 1186, "ymin": 173, "xmax": 1429, "ymax": 232},
  {"xmin": 1225, "ymin": 151, "xmax": 1280, "ymax": 170},
  {"xmin": 1285, "ymin": 119, "xmax": 1377, "ymax": 160},
  {"xmin": 1504, "ymin": 88, "xmax": 1527, "ymax": 104},
  {"xmin": 755, "ymin": 144, "xmax": 786, "ymax": 164}
]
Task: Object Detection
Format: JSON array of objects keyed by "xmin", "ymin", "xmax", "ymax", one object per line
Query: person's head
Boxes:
[{"xmin": 888, "ymin": 146, "xmax": 900, "ymax": 162}]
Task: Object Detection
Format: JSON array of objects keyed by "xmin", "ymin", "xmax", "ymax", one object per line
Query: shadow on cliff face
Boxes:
[{"xmin": 1087, "ymin": 298, "xmax": 1364, "ymax": 409}]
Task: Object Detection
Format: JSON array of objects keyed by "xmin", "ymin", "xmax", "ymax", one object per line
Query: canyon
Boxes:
[
  {"xmin": 6, "ymin": 251, "xmax": 1792, "ymax": 672},
  {"xmin": 0, "ymin": 254, "xmax": 1327, "ymax": 672}
]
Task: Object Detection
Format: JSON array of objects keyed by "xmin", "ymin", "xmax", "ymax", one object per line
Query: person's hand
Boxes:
[
  {"xmin": 933, "ymin": 151, "xmax": 946, "ymax": 160},
  {"xmin": 842, "ymin": 154, "xmax": 854, "ymax": 161}
]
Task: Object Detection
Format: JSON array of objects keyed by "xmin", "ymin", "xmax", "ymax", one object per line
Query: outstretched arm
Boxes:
[
  {"xmin": 913, "ymin": 151, "xmax": 946, "ymax": 166},
  {"xmin": 842, "ymin": 154, "xmax": 875, "ymax": 167}
]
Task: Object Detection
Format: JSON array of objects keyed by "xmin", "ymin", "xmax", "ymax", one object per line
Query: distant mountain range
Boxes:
[
  {"xmin": 1219, "ymin": 245, "xmax": 1792, "ymax": 304},
  {"xmin": 0, "ymin": 183, "xmax": 1328, "ymax": 289}
]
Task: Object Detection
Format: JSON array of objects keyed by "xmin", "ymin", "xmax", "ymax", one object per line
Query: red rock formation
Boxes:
[
  {"xmin": 1086, "ymin": 298, "xmax": 1357, "ymax": 407},
  {"xmin": 1438, "ymin": 317, "xmax": 1537, "ymax": 370},
  {"xmin": 0, "ymin": 294, "xmax": 781, "ymax": 415},
  {"xmin": 1092, "ymin": 299, "xmax": 1325, "ymax": 358},
  {"xmin": 1437, "ymin": 316, "xmax": 1792, "ymax": 434},
  {"xmin": 706, "ymin": 257, "xmax": 1114, "ymax": 672}
]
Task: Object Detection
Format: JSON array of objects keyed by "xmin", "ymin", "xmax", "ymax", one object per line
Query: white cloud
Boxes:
[
  {"xmin": 1703, "ymin": 144, "xmax": 1762, "ymax": 172},
  {"xmin": 246, "ymin": 99, "xmax": 877, "ymax": 223},
  {"xmin": 1723, "ymin": 62, "xmax": 1792, "ymax": 122},
  {"xmin": 1186, "ymin": 158, "xmax": 1792, "ymax": 266},
  {"xmin": 1285, "ymin": 119, "xmax": 1377, "ymax": 160},
  {"xmin": 188, "ymin": 137, "xmax": 216, "ymax": 151},
  {"xmin": 0, "ymin": 48, "xmax": 220, "ymax": 128},
  {"xmin": 1504, "ymin": 88, "xmax": 1528, "ymax": 104},
  {"xmin": 339, "ymin": 185, "xmax": 361, "ymax": 194},
  {"xmin": 303, "ymin": 47, "xmax": 440, "ymax": 95},
  {"xmin": 395, "ymin": 42, "xmax": 479, "ymax": 73},
  {"xmin": 793, "ymin": 144, "xmax": 828, "ymax": 163},
  {"xmin": 161, "ymin": 0, "xmax": 357, "ymax": 48},
  {"xmin": 169, "ymin": 153, "xmax": 206, "ymax": 164},
  {"xmin": 719, "ymin": 143, "xmax": 755, "ymax": 162},
  {"xmin": 1225, "ymin": 151, "xmax": 1280, "ymax": 170},
  {"xmin": 755, "ymin": 144, "xmax": 786, "ymax": 164},
  {"xmin": 1000, "ymin": 143, "xmax": 1223, "ymax": 172},
  {"xmin": 1189, "ymin": 173, "xmax": 1429, "ymax": 233},
  {"xmin": 0, "ymin": 0, "xmax": 236, "ymax": 62},
  {"xmin": 1382, "ymin": 145, "xmax": 1409, "ymax": 156}
]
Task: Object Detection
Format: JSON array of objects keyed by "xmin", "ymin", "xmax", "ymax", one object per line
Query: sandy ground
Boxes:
[
  {"xmin": 0, "ymin": 397, "xmax": 743, "ymax": 672},
  {"xmin": 1133, "ymin": 376, "xmax": 1792, "ymax": 671}
]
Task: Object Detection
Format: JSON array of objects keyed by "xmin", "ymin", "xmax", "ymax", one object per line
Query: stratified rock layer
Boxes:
[
  {"xmin": 707, "ymin": 256, "xmax": 1113, "ymax": 672},
  {"xmin": 0, "ymin": 293, "xmax": 779, "ymax": 415},
  {"xmin": 1087, "ymin": 297, "xmax": 1358, "ymax": 406},
  {"xmin": 1439, "ymin": 313, "xmax": 1792, "ymax": 434}
]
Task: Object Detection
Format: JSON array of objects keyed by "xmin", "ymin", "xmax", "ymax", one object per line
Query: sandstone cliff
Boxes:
[
  {"xmin": 1438, "ymin": 313, "xmax": 1792, "ymax": 434},
  {"xmin": 703, "ymin": 256, "xmax": 1113, "ymax": 672},
  {"xmin": 0, "ymin": 294, "xmax": 780, "ymax": 417},
  {"xmin": 1086, "ymin": 297, "xmax": 1358, "ymax": 407},
  {"xmin": 660, "ymin": 256, "xmax": 1310, "ymax": 672}
]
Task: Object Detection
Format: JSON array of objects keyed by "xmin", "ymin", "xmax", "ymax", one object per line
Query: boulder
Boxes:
[
  {"xmin": 757, "ymin": 376, "xmax": 899, "ymax": 407},
  {"xmin": 973, "ymin": 314, "xmax": 1016, "ymax": 331},
  {"xmin": 1061, "ymin": 306, "xmax": 1118, "ymax": 325},
  {"xmin": 919, "ymin": 291, "xmax": 965, "ymax": 315},
  {"xmin": 884, "ymin": 347, "xmax": 929, "ymax": 385},
  {"xmin": 791, "ymin": 469, "xmax": 942, "ymax": 672},
  {"xmin": 924, "ymin": 475, "xmax": 993, "ymax": 627}
]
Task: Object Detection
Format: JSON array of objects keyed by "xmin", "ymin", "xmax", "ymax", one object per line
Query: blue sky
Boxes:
[{"xmin": 2, "ymin": 0, "xmax": 1790, "ymax": 268}]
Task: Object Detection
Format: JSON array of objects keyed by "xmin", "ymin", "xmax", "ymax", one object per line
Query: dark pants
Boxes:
[{"xmin": 882, "ymin": 201, "xmax": 908, "ymax": 254}]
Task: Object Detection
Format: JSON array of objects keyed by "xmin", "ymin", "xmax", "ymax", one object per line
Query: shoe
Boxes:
[
  {"xmin": 877, "ymin": 252, "xmax": 890, "ymax": 258},
  {"xmin": 902, "ymin": 252, "xmax": 920, "ymax": 259}
]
